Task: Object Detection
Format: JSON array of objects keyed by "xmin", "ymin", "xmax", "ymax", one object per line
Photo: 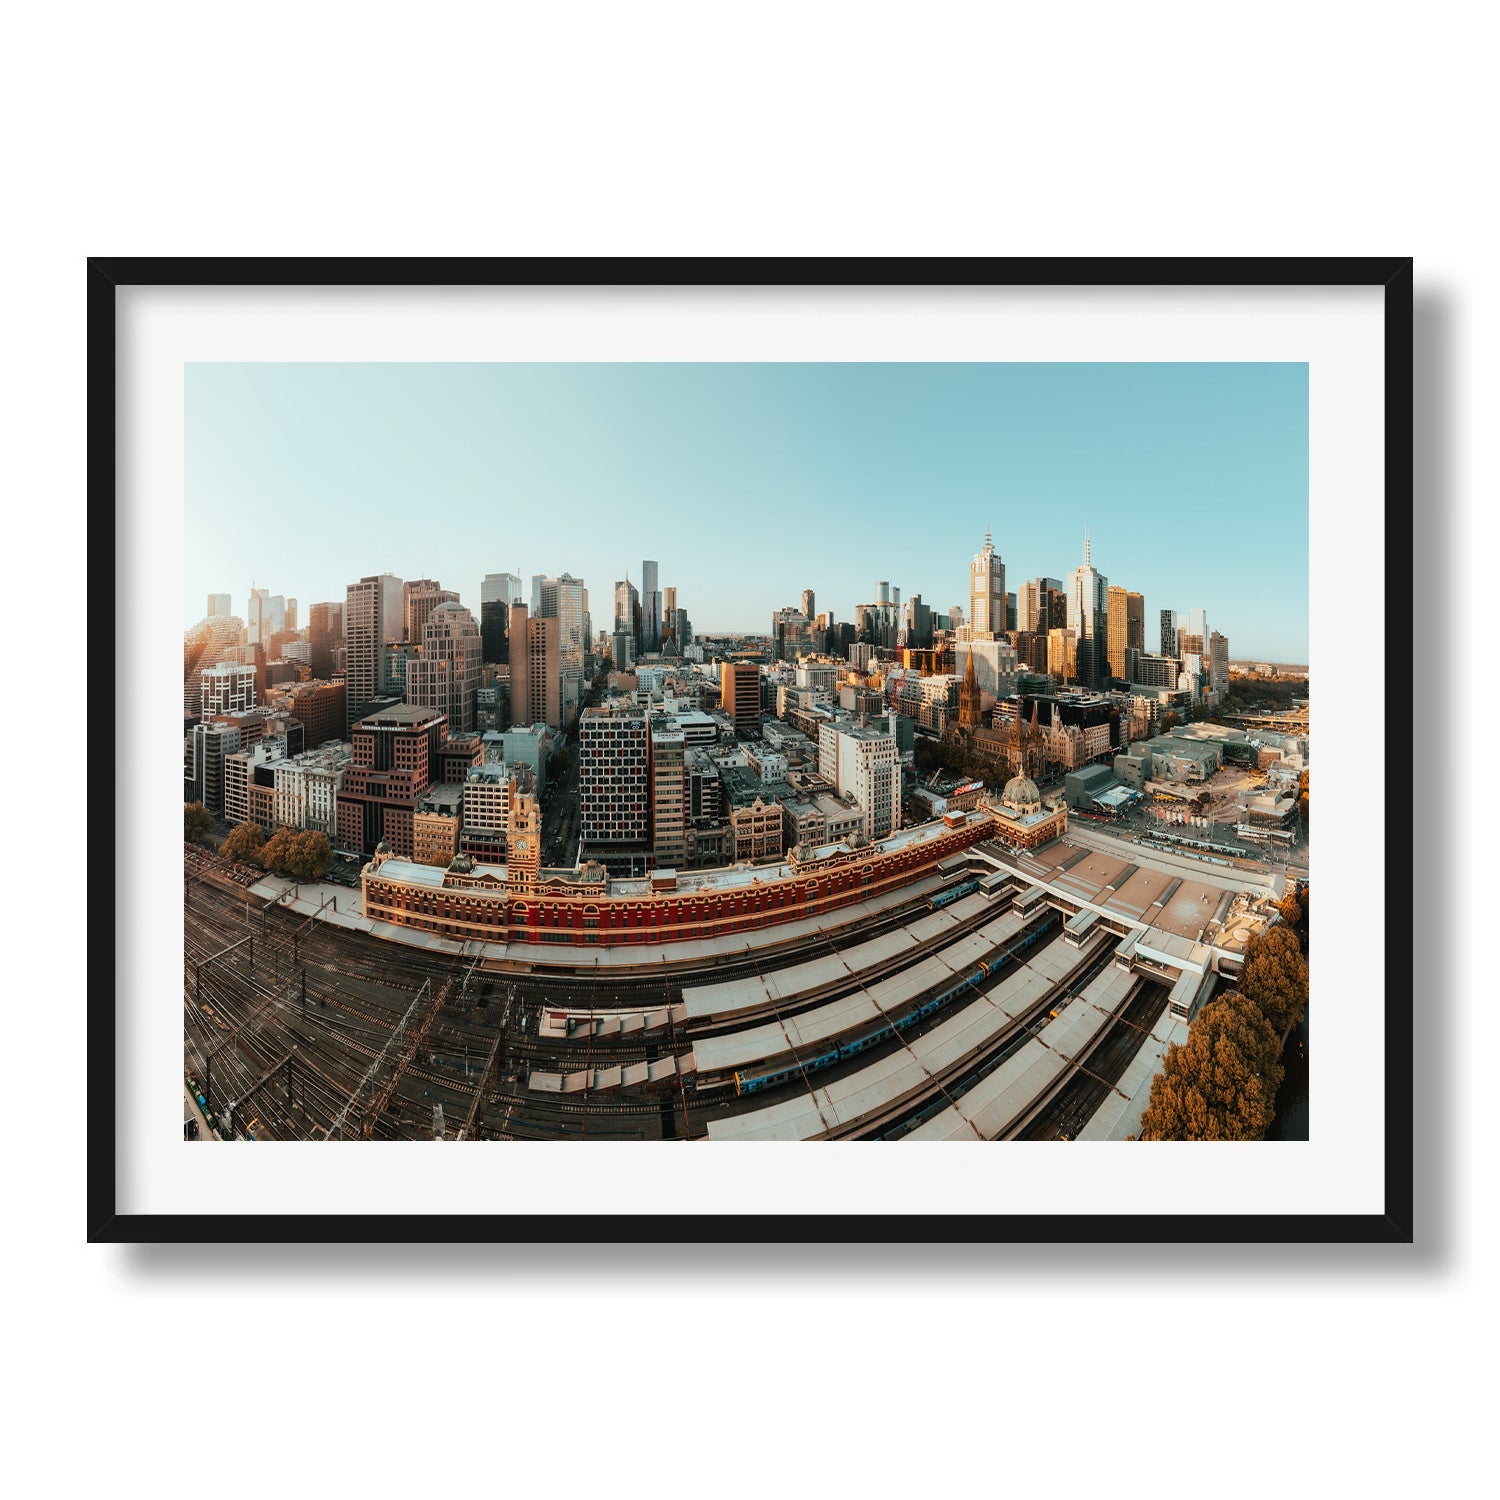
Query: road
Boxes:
[{"xmin": 541, "ymin": 730, "xmax": 581, "ymax": 867}]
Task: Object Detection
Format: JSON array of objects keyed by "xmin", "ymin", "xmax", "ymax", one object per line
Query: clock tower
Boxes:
[{"xmin": 507, "ymin": 785, "xmax": 541, "ymax": 892}]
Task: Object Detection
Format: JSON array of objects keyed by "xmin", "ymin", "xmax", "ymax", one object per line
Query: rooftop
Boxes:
[{"xmin": 357, "ymin": 703, "xmax": 446, "ymax": 728}]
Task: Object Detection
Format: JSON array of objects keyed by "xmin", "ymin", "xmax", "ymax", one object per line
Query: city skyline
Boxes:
[{"xmin": 185, "ymin": 361, "xmax": 1309, "ymax": 658}]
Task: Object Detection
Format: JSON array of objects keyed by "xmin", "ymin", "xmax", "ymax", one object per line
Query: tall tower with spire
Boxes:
[
  {"xmin": 969, "ymin": 526, "xmax": 1006, "ymax": 638},
  {"xmin": 1066, "ymin": 528, "xmax": 1109, "ymax": 688}
]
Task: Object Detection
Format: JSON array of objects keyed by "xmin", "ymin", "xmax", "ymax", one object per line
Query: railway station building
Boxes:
[{"xmin": 361, "ymin": 806, "xmax": 1000, "ymax": 948}]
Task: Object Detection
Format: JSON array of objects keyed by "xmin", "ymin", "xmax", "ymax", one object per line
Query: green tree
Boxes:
[
  {"xmin": 221, "ymin": 821, "xmax": 265, "ymax": 867},
  {"xmin": 1298, "ymin": 769, "xmax": 1309, "ymax": 827},
  {"xmin": 1240, "ymin": 922, "xmax": 1309, "ymax": 1035},
  {"xmin": 184, "ymin": 802, "xmax": 213, "ymax": 843},
  {"xmin": 1159, "ymin": 710, "xmax": 1180, "ymax": 732},
  {"xmin": 1138, "ymin": 992, "xmax": 1284, "ymax": 1140}
]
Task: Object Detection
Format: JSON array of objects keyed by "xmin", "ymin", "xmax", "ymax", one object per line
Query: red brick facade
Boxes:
[{"xmin": 362, "ymin": 811, "xmax": 997, "ymax": 947}]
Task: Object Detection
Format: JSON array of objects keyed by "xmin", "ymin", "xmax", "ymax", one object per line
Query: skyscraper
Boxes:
[
  {"xmin": 309, "ymin": 601, "xmax": 341, "ymax": 680},
  {"xmin": 403, "ymin": 579, "xmax": 458, "ymax": 645},
  {"xmin": 480, "ymin": 572, "xmax": 522, "ymax": 664},
  {"xmin": 968, "ymin": 528, "xmax": 1006, "ymax": 637},
  {"xmin": 1107, "ymin": 586, "xmax": 1129, "ymax": 679},
  {"xmin": 642, "ymin": 560, "xmax": 661, "ymax": 653},
  {"xmin": 1126, "ymin": 591, "xmax": 1146, "ymax": 653},
  {"xmin": 246, "ymin": 588, "xmax": 284, "ymax": 648},
  {"xmin": 614, "ymin": 577, "xmax": 640, "ymax": 648},
  {"xmin": 1160, "ymin": 609, "xmax": 1178, "ymax": 657},
  {"xmin": 344, "ymin": 575, "xmax": 386, "ymax": 730},
  {"xmin": 1209, "ymin": 631, "xmax": 1230, "ymax": 699},
  {"xmin": 801, "ymin": 588, "xmax": 815, "ymax": 622},
  {"xmin": 1107, "ymin": 586, "xmax": 1145, "ymax": 680},
  {"xmin": 378, "ymin": 574, "xmax": 404, "ymax": 645},
  {"xmin": 539, "ymin": 573, "xmax": 588, "ymax": 718},
  {"xmin": 508, "ymin": 603, "xmax": 561, "ymax": 729},
  {"xmin": 1066, "ymin": 533, "xmax": 1109, "ymax": 687},
  {"xmin": 406, "ymin": 602, "xmax": 483, "ymax": 734},
  {"xmin": 580, "ymin": 703, "xmax": 651, "ymax": 873},
  {"xmin": 207, "ymin": 592, "xmax": 231, "ymax": 617}
]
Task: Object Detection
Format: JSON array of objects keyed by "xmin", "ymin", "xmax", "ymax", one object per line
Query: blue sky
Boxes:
[{"xmin": 185, "ymin": 362, "xmax": 1309, "ymax": 660}]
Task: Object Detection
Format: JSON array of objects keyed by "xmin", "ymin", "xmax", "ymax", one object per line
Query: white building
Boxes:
[
  {"xmin": 462, "ymin": 763, "xmax": 515, "ymax": 837},
  {"xmin": 795, "ymin": 661, "xmax": 841, "ymax": 694},
  {"xmin": 272, "ymin": 742, "xmax": 352, "ymax": 836},
  {"xmin": 200, "ymin": 663, "xmax": 256, "ymax": 717},
  {"xmin": 818, "ymin": 720, "xmax": 900, "ymax": 840}
]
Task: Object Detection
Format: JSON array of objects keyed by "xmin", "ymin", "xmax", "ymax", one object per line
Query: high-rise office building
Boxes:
[
  {"xmin": 507, "ymin": 604, "xmax": 561, "ymax": 729},
  {"xmin": 614, "ymin": 577, "xmax": 640, "ymax": 649},
  {"xmin": 334, "ymin": 703, "xmax": 448, "ymax": 857},
  {"xmin": 969, "ymin": 528, "xmax": 1006, "ymax": 636},
  {"xmin": 801, "ymin": 589, "xmax": 815, "ymax": 622},
  {"xmin": 188, "ymin": 720, "xmax": 241, "ymax": 816},
  {"xmin": 309, "ymin": 601, "xmax": 342, "ymax": 680},
  {"xmin": 345, "ymin": 575, "xmax": 386, "ymax": 730},
  {"xmin": 905, "ymin": 594, "xmax": 934, "ymax": 649},
  {"xmin": 818, "ymin": 722, "xmax": 900, "ymax": 840},
  {"xmin": 377, "ymin": 574, "xmax": 404, "ymax": 644},
  {"xmin": 200, "ymin": 663, "xmax": 256, "ymax": 717},
  {"xmin": 544, "ymin": 574, "xmax": 588, "ymax": 707},
  {"xmin": 721, "ymin": 662, "xmax": 762, "ymax": 739},
  {"xmin": 284, "ymin": 598, "xmax": 298, "ymax": 633},
  {"xmin": 1209, "ymin": 630, "xmax": 1230, "ymax": 698},
  {"xmin": 876, "ymin": 580, "xmax": 890, "ymax": 605},
  {"xmin": 642, "ymin": 560, "xmax": 661, "ymax": 653},
  {"xmin": 403, "ymin": 579, "xmax": 458, "ymax": 646},
  {"xmin": 580, "ymin": 702, "xmax": 651, "ymax": 872},
  {"xmin": 1160, "ymin": 609, "xmax": 1178, "ymax": 657},
  {"xmin": 406, "ymin": 602, "xmax": 483, "ymax": 734},
  {"xmin": 1107, "ymin": 586, "xmax": 1128, "ymax": 679},
  {"xmin": 1106, "ymin": 586, "xmax": 1146, "ymax": 680},
  {"xmin": 1066, "ymin": 535, "xmax": 1109, "ymax": 687},
  {"xmin": 530, "ymin": 574, "xmax": 545, "ymax": 616},
  {"xmin": 649, "ymin": 718, "xmax": 687, "ymax": 868},
  {"xmin": 539, "ymin": 573, "xmax": 588, "ymax": 716},
  {"xmin": 207, "ymin": 592, "xmax": 232, "ymax": 618},
  {"xmin": 285, "ymin": 680, "xmax": 347, "ymax": 749},
  {"xmin": 246, "ymin": 588, "xmax": 285, "ymax": 648},
  {"xmin": 480, "ymin": 572, "xmax": 522, "ymax": 663}
]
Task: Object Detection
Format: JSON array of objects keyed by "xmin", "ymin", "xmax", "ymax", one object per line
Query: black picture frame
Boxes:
[{"xmin": 90, "ymin": 256, "xmax": 1414, "ymax": 1245}]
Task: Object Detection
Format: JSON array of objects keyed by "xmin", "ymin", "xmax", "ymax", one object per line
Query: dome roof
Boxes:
[
  {"xmin": 374, "ymin": 839, "xmax": 392, "ymax": 856},
  {"xmin": 1002, "ymin": 774, "xmax": 1041, "ymax": 809}
]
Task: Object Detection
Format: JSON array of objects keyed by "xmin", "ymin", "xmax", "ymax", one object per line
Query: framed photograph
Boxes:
[{"xmin": 92, "ymin": 257, "xmax": 1412, "ymax": 1243}]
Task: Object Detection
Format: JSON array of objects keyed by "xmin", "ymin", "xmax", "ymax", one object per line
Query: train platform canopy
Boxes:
[
  {"xmin": 680, "ymin": 890, "xmax": 990, "ymax": 1022},
  {"xmin": 691, "ymin": 909, "xmax": 1029, "ymax": 1077},
  {"xmin": 707, "ymin": 931, "xmax": 1114, "ymax": 1142}
]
